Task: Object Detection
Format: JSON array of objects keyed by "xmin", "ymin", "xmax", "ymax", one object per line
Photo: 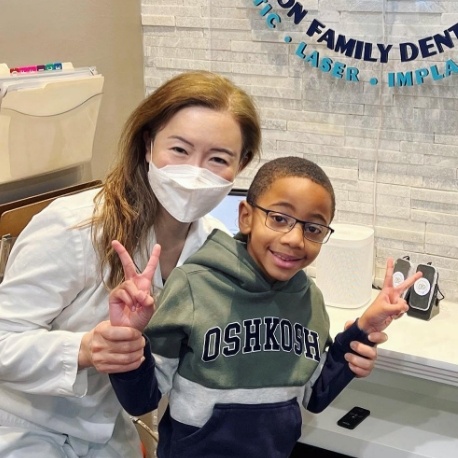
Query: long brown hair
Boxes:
[{"xmin": 91, "ymin": 71, "xmax": 261, "ymax": 288}]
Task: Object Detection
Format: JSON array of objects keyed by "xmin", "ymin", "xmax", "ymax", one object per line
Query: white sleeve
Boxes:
[{"xmin": 0, "ymin": 203, "xmax": 90, "ymax": 397}]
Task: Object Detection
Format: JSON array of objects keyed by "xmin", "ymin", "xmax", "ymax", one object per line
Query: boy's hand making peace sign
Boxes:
[
  {"xmin": 343, "ymin": 258, "xmax": 422, "ymax": 377},
  {"xmin": 358, "ymin": 257, "xmax": 422, "ymax": 334}
]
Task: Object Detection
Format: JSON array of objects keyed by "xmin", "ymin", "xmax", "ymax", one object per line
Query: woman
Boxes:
[{"xmin": 0, "ymin": 71, "xmax": 382, "ymax": 458}]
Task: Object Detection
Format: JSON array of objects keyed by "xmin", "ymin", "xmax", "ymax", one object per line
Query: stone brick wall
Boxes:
[{"xmin": 141, "ymin": 0, "xmax": 458, "ymax": 302}]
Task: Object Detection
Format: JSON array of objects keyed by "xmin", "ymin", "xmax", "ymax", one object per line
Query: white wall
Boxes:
[
  {"xmin": 0, "ymin": 0, "xmax": 145, "ymax": 203},
  {"xmin": 141, "ymin": 0, "xmax": 458, "ymax": 302}
]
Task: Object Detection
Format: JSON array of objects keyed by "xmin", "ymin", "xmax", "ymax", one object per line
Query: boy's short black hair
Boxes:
[{"xmin": 247, "ymin": 156, "xmax": 336, "ymax": 220}]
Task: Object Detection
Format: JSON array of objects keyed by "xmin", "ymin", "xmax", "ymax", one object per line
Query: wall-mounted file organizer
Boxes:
[{"xmin": 0, "ymin": 62, "xmax": 104, "ymax": 185}]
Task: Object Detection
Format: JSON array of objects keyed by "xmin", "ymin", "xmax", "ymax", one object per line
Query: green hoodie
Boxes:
[{"xmin": 146, "ymin": 229, "xmax": 331, "ymax": 428}]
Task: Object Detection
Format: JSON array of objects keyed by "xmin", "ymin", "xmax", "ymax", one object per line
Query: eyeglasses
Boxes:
[{"xmin": 249, "ymin": 202, "xmax": 334, "ymax": 244}]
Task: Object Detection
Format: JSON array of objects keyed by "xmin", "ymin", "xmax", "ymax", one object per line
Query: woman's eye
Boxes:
[
  {"xmin": 210, "ymin": 156, "xmax": 229, "ymax": 166},
  {"xmin": 171, "ymin": 146, "xmax": 187, "ymax": 154}
]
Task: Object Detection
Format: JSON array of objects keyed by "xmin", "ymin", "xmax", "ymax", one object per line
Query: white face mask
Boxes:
[{"xmin": 147, "ymin": 160, "xmax": 234, "ymax": 223}]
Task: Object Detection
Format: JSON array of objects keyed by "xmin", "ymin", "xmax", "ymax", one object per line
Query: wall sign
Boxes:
[{"xmin": 252, "ymin": 0, "xmax": 458, "ymax": 87}]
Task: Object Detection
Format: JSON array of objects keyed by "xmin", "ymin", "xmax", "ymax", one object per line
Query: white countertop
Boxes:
[
  {"xmin": 299, "ymin": 290, "xmax": 458, "ymax": 457},
  {"xmin": 300, "ymin": 373, "xmax": 458, "ymax": 458},
  {"xmin": 327, "ymin": 290, "xmax": 458, "ymax": 386}
]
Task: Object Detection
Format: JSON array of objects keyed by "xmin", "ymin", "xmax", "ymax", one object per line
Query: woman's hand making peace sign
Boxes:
[
  {"xmin": 109, "ymin": 240, "xmax": 161, "ymax": 331},
  {"xmin": 79, "ymin": 241, "xmax": 161, "ymax": 373}
]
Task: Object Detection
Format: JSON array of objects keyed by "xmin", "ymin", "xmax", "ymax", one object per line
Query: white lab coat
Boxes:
[{"xmin": 0, "ymin": 188, "xmax": 228, "ymax": 456}]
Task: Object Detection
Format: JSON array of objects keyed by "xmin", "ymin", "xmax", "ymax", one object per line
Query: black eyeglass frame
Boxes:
[{"xmin": 248, "ymin": 202, "xmax": 334, "ymax": 244}]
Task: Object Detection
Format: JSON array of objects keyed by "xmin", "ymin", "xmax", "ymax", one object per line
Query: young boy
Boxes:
[{"xmin": 109, "ymin": 157, "xmax": 420, "ymax": 458}]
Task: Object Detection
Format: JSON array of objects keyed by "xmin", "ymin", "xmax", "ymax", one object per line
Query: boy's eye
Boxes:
[
  {"xmin": 304, "ymin": 224, "xmax": 322, "ymax": 234},
  {"xmin": 269, "ymin": 213, "xmax": 290, "ymax": 226}
]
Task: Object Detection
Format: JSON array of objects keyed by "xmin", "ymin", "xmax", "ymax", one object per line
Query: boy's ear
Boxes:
[{"xmin": 238, "ymin": 201, "xmax": 253, "ymax": 235}]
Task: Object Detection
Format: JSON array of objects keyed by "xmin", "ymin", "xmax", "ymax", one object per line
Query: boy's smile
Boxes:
[{"xmin": 239, "ymin": 176, "xmax": 333, "ymax": 282}]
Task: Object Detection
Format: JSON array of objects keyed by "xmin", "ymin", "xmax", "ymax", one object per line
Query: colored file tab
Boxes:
[{"xmin": 9, "ymin": 62, "xmax": 63, "ymax": 74}]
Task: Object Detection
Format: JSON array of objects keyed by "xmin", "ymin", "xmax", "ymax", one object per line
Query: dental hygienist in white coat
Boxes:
[{"xmin": 0, "ymin": 71, "xmax": 384, "ymax": 458}]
